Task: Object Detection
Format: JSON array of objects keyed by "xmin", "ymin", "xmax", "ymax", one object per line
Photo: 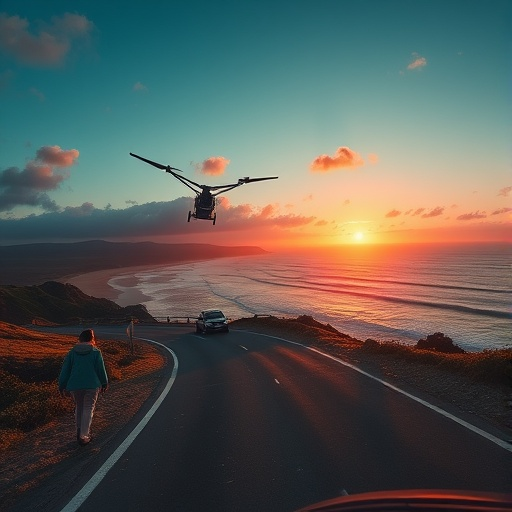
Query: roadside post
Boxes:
[{"xmin": 126, "ymin": 319, "xmax": 134, "ymax": 354}]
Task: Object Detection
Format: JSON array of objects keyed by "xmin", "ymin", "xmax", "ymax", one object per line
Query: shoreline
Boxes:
[
  {"xmin": 58, "ymin": 254, "xmax": 511, "ymax": 352},
  {"xmin": 62, "ymin": 264, "xmax": 172, "ymax": 306}
]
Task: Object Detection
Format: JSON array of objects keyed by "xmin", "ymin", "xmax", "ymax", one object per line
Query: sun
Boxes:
[{"xmin": 353, "ymin": 231, "xmax": 364, "ymax": 242}]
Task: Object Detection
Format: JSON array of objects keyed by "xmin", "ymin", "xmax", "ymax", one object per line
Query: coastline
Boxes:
[
  {"xmin": 58, "ymin": 248, "xmax": 512, "ymax": 351},
  {"xmin": 62, "ymin": 264, "xmax": 171, "ymax": 306}
]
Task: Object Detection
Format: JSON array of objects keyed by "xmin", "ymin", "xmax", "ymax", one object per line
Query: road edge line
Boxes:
[
  {"xmin": 242, "ymin": 330, "xmax": 512, "ymax": 453},
  {"xmin": 60, "ymin": 338, "xmax": 178, "ymax": 512}
]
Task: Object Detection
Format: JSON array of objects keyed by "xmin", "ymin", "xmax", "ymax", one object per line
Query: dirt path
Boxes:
[{"xmin": 0, "ymin": 343, "xmax": 168, "ymax": 512}]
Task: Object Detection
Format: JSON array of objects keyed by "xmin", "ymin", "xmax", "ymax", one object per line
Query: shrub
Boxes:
[
  {"xmin": 416, "ymin": 332, "xmax": 465, "ymax": 354},
  {"xmin": 0, "ymin": 377, "xmax": 68, "ymax": 431},
  {"xmin": 362, "ymin": 338, "xmax": 381, "ymax": 352}
]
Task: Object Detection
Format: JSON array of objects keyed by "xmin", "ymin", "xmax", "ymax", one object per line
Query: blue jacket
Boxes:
[{"xmin": 58, "ymin": 342, "xmax": 108, "ymax": 391}]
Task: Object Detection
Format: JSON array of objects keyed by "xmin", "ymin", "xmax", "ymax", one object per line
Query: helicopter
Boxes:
[{"xmin": 130, "ymin": 152, "xmax": 278, "ymax": 225}]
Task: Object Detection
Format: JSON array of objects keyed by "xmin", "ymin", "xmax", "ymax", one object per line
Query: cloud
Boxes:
[
  {"xmin": 200, "ymin": 156, "xmax": 230, "ymax": 176},
  {"xmin": 133, "ymin": 82, "xmax": 147, "ymax": 92},
  {"xmin": 407, "ymin": 53, "xmax": 427, "ymax": 70},
  {"xmin": 0, "ymin": 12, "xmax": 93, "ymax": 66},
  {"xmin": 62, "ymin": 202, "xmax": 95, "ymax": 216},
  {"xmin": 35, "ymin": 145, "xmax": 79, "ymax": 167},
  {"xmin": 456, "ymin": 211, "xmax": 487, "ymax": 221},
  {"xmin": 310, "ymin": 146, "xmax": 365, "ymax": 172},
  {"xmin": 0, "ymin": 198, "xmax": 317, "ymax": 243},
  {"xmin": 29, "ymin": 87, "xmax": 45, "ymax": 101},
  {"xmin": 0, "ymin": 146, "xmax": 79, "ymax": 212},
  {"xmin": 421, "ymin": 207, "xmax": 444, "ymax": 218},
  {"xmin": 491, "ymin": 207, "xmax": 512, "ymax": 216},
  {"xmin": 497, "ymin": 186, "xmax": 511, "ymax": 197},
  {"xmin": 385, "ymin": 209, "xmax": 401, "ymax": 218},
  {"xmin": 412, "ymin": 208, "xmax": 425, "ymax": 216}
]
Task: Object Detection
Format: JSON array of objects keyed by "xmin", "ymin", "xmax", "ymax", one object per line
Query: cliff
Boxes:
[{"xmin": 0, "ymin": 281, "xmax": 156, "ymax": 325}]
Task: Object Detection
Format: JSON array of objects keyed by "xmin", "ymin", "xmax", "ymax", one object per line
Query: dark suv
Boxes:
[{"xmin": 196, "ymin": 309, "xmax": 229, "ymax": 334}]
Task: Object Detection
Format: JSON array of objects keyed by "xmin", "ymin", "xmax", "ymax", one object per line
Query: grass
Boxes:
[
  {"xmin": 360, "ymin": 338, "xmax": 512, "ymax": 386},
  {"xmin": 231, "ymin": 315, "xmax": 512, "ymax": 388},
  {"xmin": 1, "ymin": 315, "xmax": 511, "ymax": 452},
  {"xmin": 0, "ymin": 322, "xmax": 156, "ymax": 450}
]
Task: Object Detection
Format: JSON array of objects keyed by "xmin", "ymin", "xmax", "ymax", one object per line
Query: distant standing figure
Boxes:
[{"xmin": 58, "ymin": 329, "xmax": 108, "ymax": 445}]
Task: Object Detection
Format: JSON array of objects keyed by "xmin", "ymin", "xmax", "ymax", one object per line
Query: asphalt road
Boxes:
[{"xmin": 43, "ymin": 325, "xmax": 512, "ymax": 511}]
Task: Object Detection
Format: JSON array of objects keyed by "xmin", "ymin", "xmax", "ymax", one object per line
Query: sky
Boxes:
[{"xmin": 0, "ymin": 0, "xmax": 510, "ymax": 249}]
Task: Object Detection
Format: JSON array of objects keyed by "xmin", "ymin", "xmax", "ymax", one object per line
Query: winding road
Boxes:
[{"xmin": 35, "ymin": 325, "xmax": 512, "ymax": 511}]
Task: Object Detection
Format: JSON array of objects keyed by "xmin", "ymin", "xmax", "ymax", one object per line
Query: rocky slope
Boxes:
[{"xmin": 0, "ymin": 281, "xmax": 155, "ymax": 325}]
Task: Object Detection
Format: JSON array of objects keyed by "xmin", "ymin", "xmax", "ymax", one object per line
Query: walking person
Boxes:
[{"xmin": 58, "ymin": 329, "xmax": 109, "ymax": 445}]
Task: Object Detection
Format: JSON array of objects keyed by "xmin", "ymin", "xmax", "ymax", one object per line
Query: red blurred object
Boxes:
[{"xmin": 297, "ymin": 489, "xmax": 512, "ymax": 511}]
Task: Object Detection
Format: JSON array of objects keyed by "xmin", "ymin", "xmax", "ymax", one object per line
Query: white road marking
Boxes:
[
  {"xmin": 241, "ymin": 330, "xmax": 512, "ymax": 453},
  {"xmin": 60, "ymin": 338, "xmax": 179, "ymax": 512},
  {"xmin": 239, "ymin": 345, "xmax": 248, "ymax": 351}
]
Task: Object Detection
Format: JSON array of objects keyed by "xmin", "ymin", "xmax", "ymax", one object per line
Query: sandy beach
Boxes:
[{"xmin": 63, "ymin": 264, "xmax": 169, "ymax": 306}]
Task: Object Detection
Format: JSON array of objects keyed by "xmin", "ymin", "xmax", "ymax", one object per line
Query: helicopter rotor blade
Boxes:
[
  {"xmin": 208, "ymin": 184, "xmax": 238, "ymax": 191},
  {"xmin": 130, "ymin": 153, "xmax": 182, "ymax": 172},
  {"xmin": 238, "ymin": 176, "xmax": 279, "ymax": 184}
]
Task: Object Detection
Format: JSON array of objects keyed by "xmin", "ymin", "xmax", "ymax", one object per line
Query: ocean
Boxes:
[{"xmin": 107, "ymin": 243, "xmax": 511, "ymax": 352}]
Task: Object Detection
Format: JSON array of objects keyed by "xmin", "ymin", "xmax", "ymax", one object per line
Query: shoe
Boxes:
[{"xmin": 78, "ymin": 435, "xmax": 91, "ymax": 445}]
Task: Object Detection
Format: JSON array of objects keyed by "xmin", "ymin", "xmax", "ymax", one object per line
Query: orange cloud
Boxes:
[
  {"xmin": 498, "ymin": 186, "xmax": 511, "ymax": 197},
  {"xmin": 259, "ymin": 204, "xmax": 277, "ymax": 219},
  {"xmin": 310, "ymin": 146, "xmax": 364, "ymax": 172},
  {"xmin": 385, "ymin": 209, "xmax": 401, "ymax": 218},
  {"xmin": 35, "ymin": 145, "xmax": 79, "ymax": 167},
  {"xmin": 491, "ymin": 207, "xmax": 512, "ymax": 215},
  {"xmin": 407, "ymin": 53, "xmax": 427, "ymax": 70},
  {"xmin": 422, "ymin": 207, "xmax": 444, "ymax": 218},
  {"xmin": 457, "ymin": 211, "xmax": 487, "ymax": 221},
  {"xmin": 201, "ymin": 156, "xmax": 230, "ymax": 175}
]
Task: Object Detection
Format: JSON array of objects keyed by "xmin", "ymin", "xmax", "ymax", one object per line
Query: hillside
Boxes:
[
  {"xmin": 1, "ymin": 316, "xmax": 511, "ymax": 511},
  {"xmin": 0, "ymin": 281, "xmax": 155, "ymax": 325},
  {"xmin": 0, "ymin": 240, "xmax": 268, "ymax": 285},
  {"xmin": 0, "ymin": 321, "xmax": 166, "ymax": 511}
]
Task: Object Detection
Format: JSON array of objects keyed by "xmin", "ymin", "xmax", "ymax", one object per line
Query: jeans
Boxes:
[{"xmin": 70, "ymin": 388, "xmax": 100, "ymax": 438}]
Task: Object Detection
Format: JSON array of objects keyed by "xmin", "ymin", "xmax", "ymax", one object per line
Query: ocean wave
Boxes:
[
  {"xmin": 261, "ymin": 270, "xmax": 510, "ymax": 295},
  {"xmin": 241, "ymin": 276, "xmax": 511, "ymax": 320}
]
